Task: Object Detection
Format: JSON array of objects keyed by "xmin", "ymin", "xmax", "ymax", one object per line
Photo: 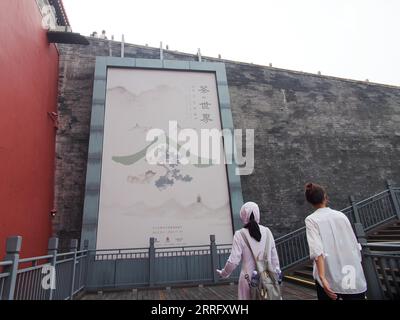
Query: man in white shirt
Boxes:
[{"xmin": 304, "ymin": 183, "xmax": 367, "ymax": 300}]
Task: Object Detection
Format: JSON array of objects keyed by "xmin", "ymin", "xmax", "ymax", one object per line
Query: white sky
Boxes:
[{"xmin": 63, "ymin": 0, "xmax": 400, "ymax": 86}]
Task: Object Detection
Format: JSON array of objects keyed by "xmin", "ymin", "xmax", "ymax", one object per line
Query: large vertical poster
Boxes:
[{"xmin": 95, "ymin": 67, "xmax": 233, "ymax": 249}]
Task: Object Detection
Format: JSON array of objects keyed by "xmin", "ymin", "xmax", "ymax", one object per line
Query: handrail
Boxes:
[
  {"xmin": 56, "ymin": 252, "xmax": 76, "ymax": 258},
  {"xmin": 87, "ymin": 187, "xmax": 398, "ymax": 271},
  {"xmin": 91, "ymin": 247, "xmax": 149, "ymax": 253},
  {"xmin": 92, "ymin": 245, "xmax": 217, "ymax": 255},
  {"xmin": 276, "ymin": 187, "xmax": 395, "ymax": 243},
  {"xmin": 156, "ymin": 245, "xmax": 210, "ymax": 250},
  {"xmin": 275, "ymin": 225, "xmax": 306, "ymax": 242},
  {"xmin": 17, "ymin": 264, "xmax": 48, "ymax": 274},
  {"xmin": 363, "ymin": 242, "xmax": 400, "ymax": 249},
  {"xmin": 55, "ymin": 257, "xmax": 74, "ymax": 264},
  {"xmin": 76, "ymin": 250, "xmax": 88, "ymax": 255},
  {"xmin": 364, "ymin": 253, "xmax": 400, "ymax": 259},
  {"xmin": 354, "ymin": 189, "xmax": 390, "ymax": 207},
  {"xmin": 19, "ymin": 255, "xmax": 53, "ymax": 263},
  {"xmin": 275, "ymin": 186, "xmax": 399, "ymax": 271},
  {"xmin": 1, "ymin": 184, "xmax": 398, "ymax": 300},
  {"xmin": 0, "ymin": 261, "xmax": 13, "ymax": 267}
]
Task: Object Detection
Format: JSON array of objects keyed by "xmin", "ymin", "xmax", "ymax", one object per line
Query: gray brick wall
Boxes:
[{"xmin": 54, "ymin": 38, "xmax": 400, "ymax": 246}]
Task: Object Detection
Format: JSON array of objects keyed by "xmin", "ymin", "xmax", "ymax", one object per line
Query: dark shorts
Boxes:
[{"xmin": 315, "ymin": 281, "xmax": 366, "ymax": 300}]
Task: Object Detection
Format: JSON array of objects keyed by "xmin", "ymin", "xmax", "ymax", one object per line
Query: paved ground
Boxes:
[{"xmin": 81, "ymin": 282, "xmax": 317, "ymax": 300}]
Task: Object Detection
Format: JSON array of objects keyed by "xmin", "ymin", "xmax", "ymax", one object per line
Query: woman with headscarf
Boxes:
[{"xmin": 216, "ymin": 202, "xmax": 281, "ymax": 300}]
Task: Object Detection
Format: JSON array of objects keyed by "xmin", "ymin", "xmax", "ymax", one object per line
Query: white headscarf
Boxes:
[{"xmin": 240, "ymin": 201, "xmax": 260, "ymax": 225}]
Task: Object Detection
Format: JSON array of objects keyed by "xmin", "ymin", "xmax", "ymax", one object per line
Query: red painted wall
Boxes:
[{"xmin": 0, "ymin": 0, "xmax": 59, "ymax": 258}]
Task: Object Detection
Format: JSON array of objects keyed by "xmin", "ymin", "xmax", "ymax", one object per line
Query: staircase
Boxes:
[
  {"xmin": 285, "ymin": 263, "xmax": 315, "ymax": 288},
  {"xmin": 368, "ymin": 220, "xmax": 400, "ymax": 242},
  {"xmin": 284, "ymin": 219, "xmax": 400, "ymax": 291}
]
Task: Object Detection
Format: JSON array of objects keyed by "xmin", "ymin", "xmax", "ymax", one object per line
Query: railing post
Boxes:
[
  {"xmin": 210, "ymin": 235, "xmax": 218, "ymax": 283},
  {"xmin": 2, "ymin": 236, "xmax": 22, "ymax": 300},
  {"xmin": 47, "ymin": 237, "xmax": 58, "ymax": 300},
  {"xmin": 386, "ymin": 180, "xmax": 400, "ymax": 220},
  {"xmin": 349, "ymin": 195, "xmax": 362, "ymax": 225},
  {"xmin": 83, "ymin": 240, "xmax": 93, "ymax": 290},
  {"xmin": 354, "ymin": 223, "xmax": 384, "ymax": 299},
  {"xmin": 82, "ymin": 240, "xmax": 89, "ymax": 288},
  {"xmin": 149, "ymin": 237, "xmax": 155, "ymax": 287},
  {"xmin": 69, "ymin": 239, "xmax": 78, "ymax": 300}
]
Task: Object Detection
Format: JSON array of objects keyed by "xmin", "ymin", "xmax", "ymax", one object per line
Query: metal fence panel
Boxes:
[
  {"xmin": 217, "ymin": 246, "xmax": 240, "ymax": 279},
  {"xmin": 14, "ymin": 266, "xmax": 48, "ymax": 300},
  {"xmin": 155, "ymin": 249, "xmax": 213, "ymax": 284},
  {"xmin": 85, "ymin": 244, "xmax": 240, "ymax": 289},
  {"xmin": 115, "ymin": 258, "xmax": 149, "ymax": 287},
  {"xmin": 342, "ymin": 206, "xmax": 354, "ymax": 224},
  {"xmin": 395, "ymin": 189, "xmax": 400, "ymax": 209},
  {"xmin": 73, "ymin": 255, "xmax": 86, "ymax": 294},
  {"xmin": 86, "ymin": 249, "xmax": 150, "ymax": 289},
  {"xmin": 86, "ymin": 257, "xmax": 116, "ymax": 289},
  {"xmin": 357, "ymin": 191, "xmax": 395, "ymax": 231},
  {"xmin": 370, "ymin": 253, "xmax": 400, "ymax": 299},
  {"xmin": 0, "ymin": 273, "xmax": 8, "ymax": 299},
  {"xmin": 276, "ymin": 229, "xmax": 309, "ymax": 270},
  {"xmin": 73, "ymin": 252, "xmax": 89, "ymax": 294},
  {"xmin": 53, "ymin": 259, "xmax": 74, "ymax": 300},
  {"xmin": 0, "ymin": 261, "xmax": 12, "ymax": 300},
  {"xmin": 1, "ymin": 185, "xmax": 399, "ymax": 299}
]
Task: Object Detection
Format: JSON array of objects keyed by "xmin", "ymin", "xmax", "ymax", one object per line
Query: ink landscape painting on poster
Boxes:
[{"xmin": 96, "ymin": 68, "xmax": 233, "ymax": 249}]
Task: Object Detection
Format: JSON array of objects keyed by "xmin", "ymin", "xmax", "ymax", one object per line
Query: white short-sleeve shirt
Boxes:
[{"xmin": 305, "ymin": 207, "xmax": 367, "ymax": 294}]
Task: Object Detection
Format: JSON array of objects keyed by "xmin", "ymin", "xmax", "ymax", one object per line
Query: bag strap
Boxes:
[
  {"xmin": 262, "ymin": 230, "xmax": 270, "ymax": 262},
  {"xmin": 240, "ymin": 229, "xmax": 269, "ymax": 273}
]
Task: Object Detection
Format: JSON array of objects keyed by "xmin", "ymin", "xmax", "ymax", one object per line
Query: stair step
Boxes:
[
  {"xmin": 293, "ymin": 270, "xmax": 314, "ymax": 280},
  {"xmin": 371, "ymin": 230, "xmax": 400, "ymax": 235},
  {"xmin": 369, "ymin": 246, "xmax": 400, "ymax": 252},
  {"xmin": 304, "ymin": 264, "xmax": 313, "ymax": 272},
  {"xmin": 382, "ymin": 226, "xmax": 400, "ymax": 231},
  {"xmin": 369, "ymin": 231, "xmax": 400, "ymax": 236},
  {"xmin": 368, "ymin": 239, "xmax": 400, "ymax": 243},
  {"xmin": 382, "ymin": 288, "xmax": 400, "ymax": 298},
  {"xmin": 368, "ymin": 235, "xmax": 400, "ymax": 240},
  {"xmin": 378, "ymin": 275, "xmax": 400, "ymax": 284},
  {"xmin": 376, "ymin": 266, "xmax": 400, "ymax": 276},
  {"xmin": 381, "ymin": 284, "xmax": 400, "ymax": 297},
  {"xmin": 284, "ymin": 275, "xmax": 316, "ymax": 289},
  {"xmin": 368, "ymin": 239, "xmax": 400, "ymax": 244}
]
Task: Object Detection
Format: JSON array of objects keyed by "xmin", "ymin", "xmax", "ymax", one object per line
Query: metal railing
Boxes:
[
  {"xmin": 275, "ymin": 180, "xmax": 400, "ymax": 271},
  {"xmin": 85, "ymin": 235, "xmax": 240, "ymax": 291},
  {"xmin": 354, "ymin": 224, "xmax": 400, "ymax": 299},
  {"xmin": 367, "ymin": 244, "xmax": 400, "ymax": 300},
  {"xmin": 0, "ymin": 235, "xmax": 240, "ymax": 299},
  {"xmin": 275, "ymin": 228, "xmax": 309, "ymax": 270},
  {"xmin": 0, "ymin": 237, "xmax": 89, "ymax": 300},
  {"xmin": 1, "ymin": 181, "xmax": 399, "ymax": 299},
  {"xmin": 369, "ymin": 251, "xmax": 400, "ymax": 300},
  {"xmin": 0, "ymin": 261, "xmax": 12, "ymax": 299}
]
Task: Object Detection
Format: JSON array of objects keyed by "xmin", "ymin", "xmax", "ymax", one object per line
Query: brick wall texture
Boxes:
[{"xmin": 54, "ymin": 38, "xmax": 400, "ymax": 246}]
